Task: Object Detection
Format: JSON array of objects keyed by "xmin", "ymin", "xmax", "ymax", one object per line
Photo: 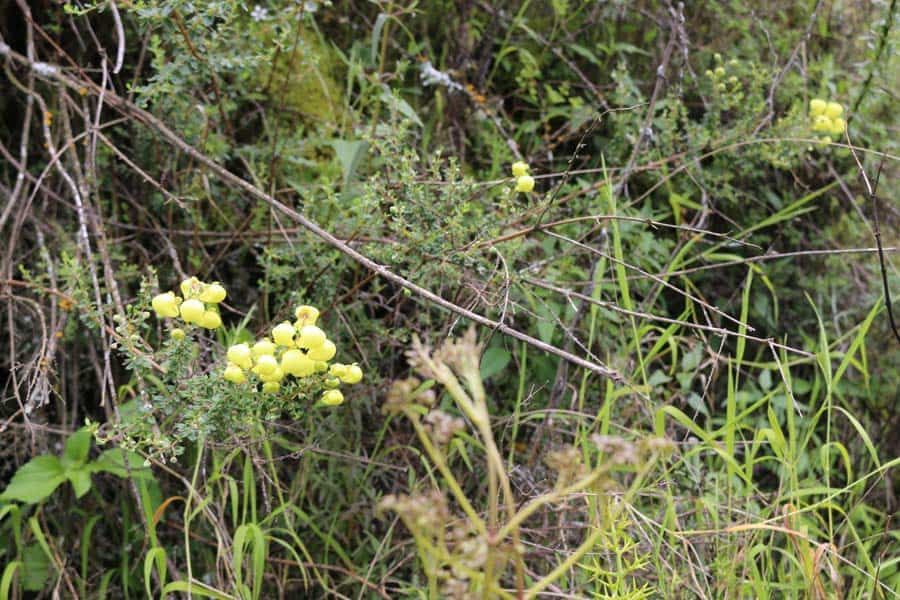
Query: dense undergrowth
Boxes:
[{"xmin": 1, "ymin": 0, "xmax": 898, "ymax": 598}]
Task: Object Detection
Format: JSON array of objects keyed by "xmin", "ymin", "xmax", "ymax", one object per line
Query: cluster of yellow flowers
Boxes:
[
  {"xmin": 809, "ymin": 98, "xmax": 846, "ymax": 144},
  {"xmin": 152, "ymin": 276, "xmax": 226, "ymax": 335},
  {"xmin": 704, "ymin": 54, "xmax": 739, "ymax": 92},
  {"xmin": 511, "ymin": 161, "xmax": 535, "ymax": 193},
  {"xmin": 223, "ymin": 304, "xmax": 362, "ymax": 405}
]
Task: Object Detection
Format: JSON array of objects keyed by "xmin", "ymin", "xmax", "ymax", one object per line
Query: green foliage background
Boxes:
[{"xmin": 0, "ymin": 0, "xmax": 898, "ymax": 597}]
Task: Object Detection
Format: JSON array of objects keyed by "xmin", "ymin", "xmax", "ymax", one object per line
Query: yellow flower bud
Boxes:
[
  {"xmin": 199, "ymin": 311, "xmax": 222, "ymax": 330},
  {"xmin": 341, "ymin": 364, "xmax": 363, "ymax": 384},
  {"xmin": 272, "ymin": 321, "xmax": 296, "ymax": 346},
  {"xmin": 170, "ymin": 328, "xmax": 186, "ymax": 340},
  {"xmin": 151, "ymin": 292, "xmax": 180, "ymax": 318},
  {"xmin": 199, "ymin": 282, "xmax": 227, "ymax": 303},
  {"xmin": 324, "ymin": 376, "xmax": 341, "ymax": 389},
  {"xmin": 824, "ymin": 101, "xmax": 843, "ymax": 119},
  {"xmin": 314, "ymin": 361, "xmax": 328, "ymax": 373},
  {"xmin": 809, "ymin": 98, "xmax": 826, "ymax": 116},
  {"xmin": 281, "ymin": 349, "xmax": 315, "ymax": 377},
  {"xmin": 307, "ymin": 340, "xmax": 336, "ymax": 361},
  {"xmin": 297, "ymin": 325, "xmax": 326, "ymax": 349},
  {"xmin": 321, "ymin": 389, "xmax": 344, "ymax": 406},
  {"xmin": 714, "ymin": 66, "xmax": 725, "ymax": 77},
  {"xmin": 294, "ymin": 305, "xmax": 320, "ymax": 326},
  {"xmin": 262, "ymin": 381, "xmax": 280, "ymax": 394},
  {"xmin": 252, "ymin": 339, "xmax": 276, "ymax": 358},
  {"xmin": 254, "ymin": 354, "xmax": 278, "ymax": 377},
  {"xmin": 224, "ymin": 363, "xmax": 247, "ymax": 384},
  {"xmin": 511, "ymin": 161, "xmax": 529, "ymax": 177},
  {"xmin": 180, "ymin": 299, "xmax": 205, "ymax": 323},
  {"xmin": 227, "ymin": 343, "xmax": 253, "ymax": 369},
  {"xmin": 515, "ymin": 175, "xmax": 535, "ymax": 193}
]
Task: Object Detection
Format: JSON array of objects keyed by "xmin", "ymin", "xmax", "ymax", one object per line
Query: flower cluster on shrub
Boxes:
[
  {"xmin": 511, "ymin": 161, "xmax": 534, "ymax": 193},
  {"xmin": 223, "ymin": 304, "xmax": 362, "ymax": 404},
  {"xmin": 151, "ymin": 276, "xmax": 225, "ymax": 332},
  {"xmin": 809, "ymin": 98, "xmax": 846, "ymax": 145}
]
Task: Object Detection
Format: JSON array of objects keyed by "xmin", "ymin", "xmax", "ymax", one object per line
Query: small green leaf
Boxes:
[
  {"xmin": 0, "ymin": 455, "xmax": 65, "ymax": 503},
  {"xmin": 536, "ymin": 302, "xmax": 561, "ymax": 344},
  {"xmin": 91, "ymin": 449, "xmax": 153, "ymax": 480},
  {"xmin": 61, "ymin": 429, "xmax": 92, "ymax": 469},
  {"xmin": 66, "ymin": 467, "xmax": 93, "ymax": 499},
  {"xmin": 480, "ymin": 348, "xmax": 511, "ymax": 380}
]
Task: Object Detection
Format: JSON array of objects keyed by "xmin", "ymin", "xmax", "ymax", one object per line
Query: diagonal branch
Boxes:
[{"xmin": 0, "ymin": 43, "xmax": 629, "ymax": 384}]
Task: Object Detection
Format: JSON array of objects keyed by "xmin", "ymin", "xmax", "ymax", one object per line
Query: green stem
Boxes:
[{"xmin": 407, "ymin": 413, "xmax": 486, "ymax": 534}]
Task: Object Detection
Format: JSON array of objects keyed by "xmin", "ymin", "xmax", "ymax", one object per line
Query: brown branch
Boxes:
[{"xmin": 1, "ymin": 45, "xmax": 628, "ymax": 384}]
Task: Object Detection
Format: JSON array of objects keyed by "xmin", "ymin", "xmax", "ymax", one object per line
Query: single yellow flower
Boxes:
[
  {"xmin": 180, "ymin": 299, "xmax": 205, "ymax": 324},
  {"xmin": 329, "ymin": 363, "xmax": 349, "ymax": 378},
  {"xmin": 151, "ymin": 292, "xmax": 180, "ymax": 318},
  {"xmin": 340, "ymin": 364, "xmax": 363, "ymax": 384},
  {"xmin": 812, "ymin": 115, "xmax": 832, "ymax": 132},
  {"xmin": 515, "ymin": 175, "xmax": 535, "ymax": 193},
  {"xmin": 294, "ymin": 305, "xmax": 320, "ymax": 326},
  {"xmin": 224, "ymin": 363, "xmax": 247, "ymax": 384},
  {"xmin": 262, "ymin": 381, "xmax": 280, "ymax": 393},
  {"xmin": 511, "ymin": 161, "xmax": 529, "ymax": 177},
  {"xmin": 824, "ymin": 101, "xmax": 843, "ymax": 119},
  {"xmin": 199, "ymin": 311, "xmax": 222, "ymax": 330},
  {"xmin": 258, "ymin": 366, "xmax": 284, "ymax": 383},
  {"xmin": 321, "ymin": 389, "xmax": 344, "ymax": 406},
  {"xmin": 272, "ymin": 321, "xmax": 296, "ymax": 346},
  {"xmin": 829, "ymin": 117, "xmax": 845, "ymax": 135},
  {"xmin": 199, "ymin": 282, "xmax": 227, "ymax": 303},
  {"xmin": 809, "ymin": 98, "xmax": 826, "ymax": 116},
  {"xmin": 252, "ymin": 339, "xmax": 276, "ymax": 358},
  {"xmin": 180, "ymin": 276, "xmax": 202, "ymax": 298},
  {"xmin": 297, "ymin": 325, "xmax": 327, "ymax": 349},
  {"xmin": 307, "ymin": 339, "xmax": 336, "ymax": 361},
  {"xmin": 255, "ymin": 354, "xmax": 278, "ymax": 377},
  {"xmin": 227, "ymin": 343, "xmax": 253, "ymax": 370},
  {"xmin": 281, "ymin": 349, "xmax": 315, "ymax": 377}
]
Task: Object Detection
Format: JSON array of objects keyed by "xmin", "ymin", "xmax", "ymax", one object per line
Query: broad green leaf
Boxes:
[
  {"xmin": 21, "ymin": 544, "xmax": 50, "ymax": 592},
  {"xmin": 480, "ymin": 347, "xmax": 511, "ymax": 380},
  {"xmin": 0, "ymin": 455, "xmax": 65, "ymax": 503},
  {"xmin": 329, "ymin": 140, "xmax": 368, "ymax": 188}
]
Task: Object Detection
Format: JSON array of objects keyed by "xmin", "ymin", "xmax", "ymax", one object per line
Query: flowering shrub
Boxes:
[{"xmin": 109, "ymin": 276, "xmax": 362, "ymax": 459}]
